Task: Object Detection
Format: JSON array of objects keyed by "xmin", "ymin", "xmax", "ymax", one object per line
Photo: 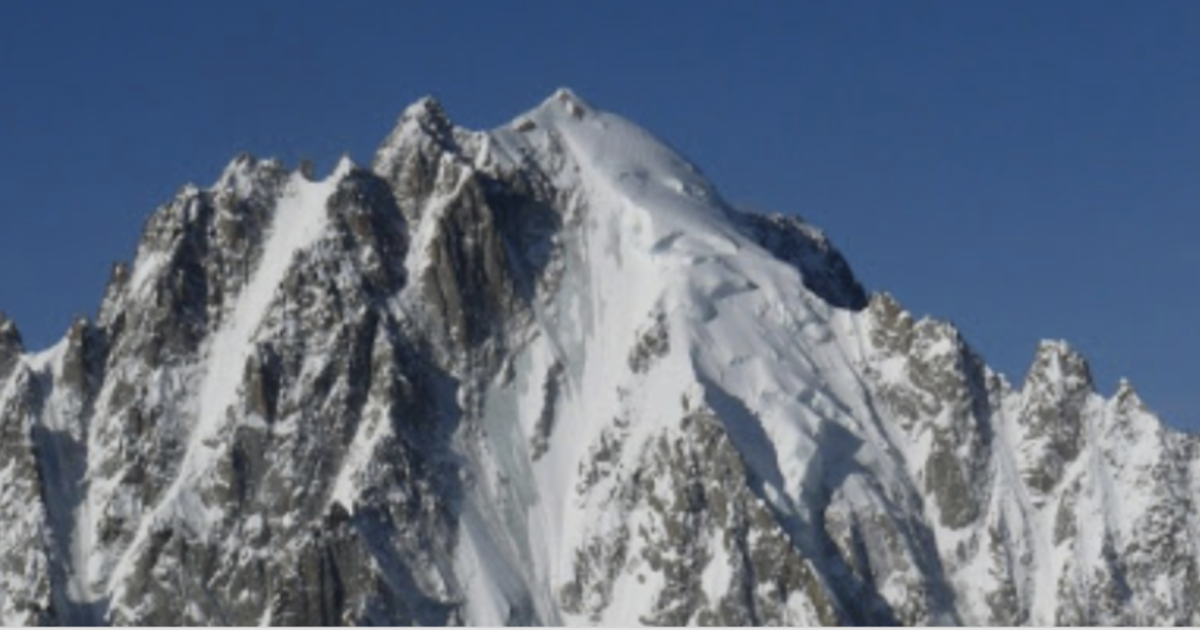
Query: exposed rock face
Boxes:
[
  {"xmin": 0, "ymin": 314, "xmax": 22, "ymax": 383},
  {"xmin": 0, "ymin": 90, "xmax": 1197, "ymax": 626},
  {"xmin": 732, "ymin": 211, "xmax": 867, "ymax": 311},
  {"xmin": 1016, "ymin": 342, "xmax": 1092, "ymax": 494}
]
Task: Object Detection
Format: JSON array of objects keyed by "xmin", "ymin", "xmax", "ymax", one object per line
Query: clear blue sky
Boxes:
[{"xmin": 1, "ymin": 2, "xmax": 1197, "ymax": 430}]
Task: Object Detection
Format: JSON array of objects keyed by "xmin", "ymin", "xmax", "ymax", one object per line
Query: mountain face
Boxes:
[{"xmin": 1, "ymin": 89, "xmax": 1198, "ymax": 626}]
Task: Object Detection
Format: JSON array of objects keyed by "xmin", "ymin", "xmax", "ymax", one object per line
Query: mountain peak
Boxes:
[
  {"xmin": 0, "ymin": 313, "xmax": 21, "ymax": 350},
  {"xmin": 214, "ymin": 153, "xmax": 286, "ymax": 196},
  {"xmin": 399, "ymin": 94, "xmax": 454, "ymax": 134},
  {"xmin": 0, "ymin": 313, "xmax": 20, "ymax": 348},
  {"xmin": 0, "ymin": 312, "xmax": 17, "ymax": 337},
  {"xmin": 0, "ymin": 313, "xmax": 22, "ymax": 379},
  {"xmin": 1026, "ymin": 338, "xmax": 1094, "ymax": 392},
  {"xmin": 1114, "ymin": 377, "xmax": 1144, "ymax": 409},
  {"xmin": 331, "ymin": 153, "xmax": 356, "ymax": 179},
  {"xmin": 372, "ymin": 95, "xmax": 465, "ymax": 189},
  {"xmin": 508, "ymin": 86, "xmax": 729, "ymax": 249},
  {"xmin": 0, "ymin": 92, "xmax": 1194, "ymax": 627},
  {"xmin": 541, "ymin": 87, "xmax": 591, "ymax": 119}
]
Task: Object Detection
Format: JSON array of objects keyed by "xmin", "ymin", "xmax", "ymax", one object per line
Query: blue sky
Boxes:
[{"xmin": 1, "ymin": 2, "xmax": 1197, "ymax": 429}]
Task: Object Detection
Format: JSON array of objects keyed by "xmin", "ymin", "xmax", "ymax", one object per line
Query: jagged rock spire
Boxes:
[
  {"xmin": 1016, "ymin": 340, "xmax": 1094, "ymax": 494},
  {"xmin": 1024, "ymin": 339, "xmax": 1095, "ymax": 393},
  {"xmin": 0, "ymin": 312, "xmax": 22, "ymax": 381}
]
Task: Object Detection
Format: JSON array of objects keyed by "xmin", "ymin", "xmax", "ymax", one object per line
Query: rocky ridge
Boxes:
[{"xmin": 0, "ymin": 89, "xmax": 1196, "ymax": 625}]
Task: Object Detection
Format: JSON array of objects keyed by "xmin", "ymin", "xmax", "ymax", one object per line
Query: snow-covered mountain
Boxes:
[{"xmin": 1, "ymin": 89, "xmax": 1197, "ymax": 625}]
